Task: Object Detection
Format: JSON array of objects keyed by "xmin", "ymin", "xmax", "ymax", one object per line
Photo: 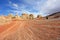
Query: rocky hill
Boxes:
[{"xmin": 46, "ymin": 12, "xmax": 60, "ymax": 19}]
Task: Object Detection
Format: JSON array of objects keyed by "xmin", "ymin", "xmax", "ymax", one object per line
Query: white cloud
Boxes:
[
  {"xmin": 7, "ymin": 9, "xmax": 38, "ymax": 17},
  {"xmin": 19, "ymin": 10, "xmax": 38, "ymax": 17},
  {"xmin": 23, "ymin": 0, "xmax": 43, "ymax": 10},
  {"xmin": 8, "ymin": 0, "xmax": 60, "ymax": 16},
  {"xmin": 8, "ymin": 1, "xmax": 19, "ymax": 9},
  {"xmin": 40, "ymin": 0, "xmax": 60, "ymax": 16},
  {"xmin": 21, "ymin": 0, "xmax": 47, "ymax": 16},
  {"xmin": 23, "ymin": 0, "xmax": 60, "ymax": 16},
  {"xmin": 12, "ymin": 3, "xmax": 18, "ymax": 8}
]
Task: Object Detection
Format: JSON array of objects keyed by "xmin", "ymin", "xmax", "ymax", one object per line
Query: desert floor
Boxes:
[{"xmin": 0, "ymin": 19, "xmax": 60, "ymax": 40}]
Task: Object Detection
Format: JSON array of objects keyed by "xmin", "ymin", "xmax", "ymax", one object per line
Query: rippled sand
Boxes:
[{"xmin": 0, "ymin": 19, "xmax": 60, "ymax": 40}]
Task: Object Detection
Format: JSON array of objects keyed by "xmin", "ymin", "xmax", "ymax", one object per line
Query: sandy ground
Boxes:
[{"xmin": 0, "ymin": 19, "xmax": 60, "ymax": 40}]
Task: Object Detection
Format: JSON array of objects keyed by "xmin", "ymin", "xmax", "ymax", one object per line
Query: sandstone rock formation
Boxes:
[
  {"xmin": 36, "ymin": 15, "xmax": 46, "ymax": 20},
  {"xmin": 37, "ymin": 15, "xmax": 42, "ymax": 19},
  {"xmin": 14, "ymin": 13, "xmax": 21, "ymax": 19},
  {"xmin": 46, "ymin": 12, "xmax": 60, "ymax": 19},
  {"xmin": 29, "ymin": 14, "xmax": 34, "ymax": 19},
  {"xmin": 0, "ymin": 15, "xmax": 11, "ymax": 25},
  {"xmin": 8, "ymin": 13, "xmax": 14, "ymax": 19},
  {"xmin": 21, "ymin": 13, "xmax": 29, "ymax": 20},
  {"xmin": 37, "ymin": 15, "xmax": 42, "ymax": 18},
  {"xmin": 0, "ymin": 18, "xmax": 60, "ymax": 40},
  {"xmin": 0, "ymin": 15, "xmax": 6, "ymax": 23}
]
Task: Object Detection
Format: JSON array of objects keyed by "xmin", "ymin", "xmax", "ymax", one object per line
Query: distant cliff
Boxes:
[{"xmin": 46, "ymin": 12, "xmax": 60, "ymax": 19}]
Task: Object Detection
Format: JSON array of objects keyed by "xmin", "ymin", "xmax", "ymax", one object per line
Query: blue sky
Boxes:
[{"xmin": 0, "ymin": 0, "xmax": 60, "ymax": 17}]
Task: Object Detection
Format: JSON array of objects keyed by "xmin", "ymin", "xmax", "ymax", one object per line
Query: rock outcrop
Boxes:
[
  {"xmin": 21, "ymin": 13, "xmax": 29, "ymax": 20},
  {"xmin": 29, "ymin": 14, "xmax": 34, "ymax": 19},
  {"xmin": 46, "ymin": 12, "xmax": 60, "ymax": 19}
]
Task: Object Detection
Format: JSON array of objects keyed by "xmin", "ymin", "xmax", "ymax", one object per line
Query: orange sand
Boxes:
[{"xmin": 0, "ymin": 19, "xmax": 60, "ymax": 40}]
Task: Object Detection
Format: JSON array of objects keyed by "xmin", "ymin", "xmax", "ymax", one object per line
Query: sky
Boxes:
[{"xmin": 0, "ymin": 0, "xmax": 60, "ymax": 17}]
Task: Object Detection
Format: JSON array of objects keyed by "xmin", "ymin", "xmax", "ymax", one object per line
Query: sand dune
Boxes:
[{"xmin": 0, "ymin": 19, "xmax": 60, "ymax": 40}]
